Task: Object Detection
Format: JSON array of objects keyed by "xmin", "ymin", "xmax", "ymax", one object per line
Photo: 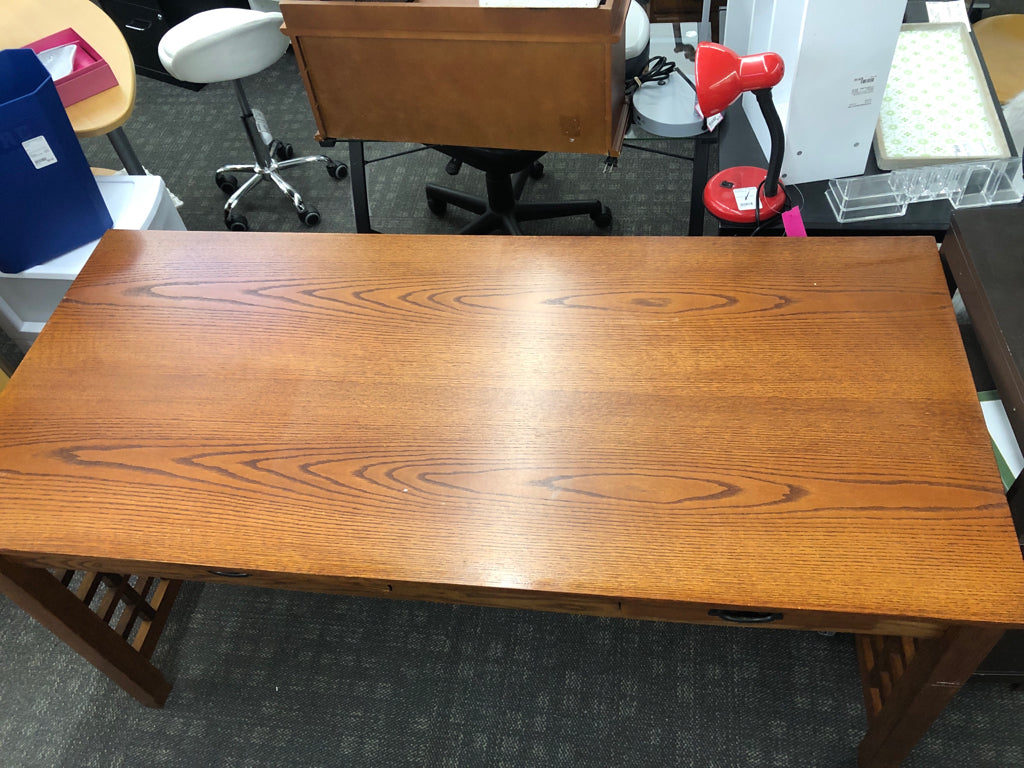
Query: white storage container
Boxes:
[
  {"xmin": 0, "ymin": 175, "xmax": 186, "ymax": 351},
  {"xmin": 723, "ymin": 0, "xmax": 906, "ymax": 185}
]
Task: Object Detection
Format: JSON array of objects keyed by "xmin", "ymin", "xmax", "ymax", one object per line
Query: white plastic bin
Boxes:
[{"xmin": 0, "ymin": 175, "xmax": 186, "ymax": 351}]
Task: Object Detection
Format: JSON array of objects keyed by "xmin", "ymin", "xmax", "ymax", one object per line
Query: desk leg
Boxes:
[
  {"xmin": 856, "ymin": 626, "xmax": 1004, "ymax": 767},
  {"xmin": 348, "ymin": 140, "xmax": 377, "ymax": 234},
  {"xmin": 107, "ymin": 127, "xmax": 146, "ymax": 176},
  {"xmin": 0, "ymin": 556, "xmax": 179, "ymax": 708},
  {"xmin": 689, "ymin": 135, "xmax": 713, "ymax": 237}
]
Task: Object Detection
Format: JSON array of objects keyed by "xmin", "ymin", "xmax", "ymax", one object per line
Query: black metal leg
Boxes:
[
  {"xmin": 348, "ymin": 140, "xmax": 377, "ymax": 234},
  {"xmin": 107, "ymin": 127, "xmax": 145, "ymax": 175},
  {"xmin": 689, "ymin": 134, "xmax": 712, "ymax": 237}
]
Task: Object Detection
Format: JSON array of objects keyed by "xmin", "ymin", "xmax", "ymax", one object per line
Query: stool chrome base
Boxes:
[{"xmin": 218, "ymin": 81, "xmax": 348, "ymax": 232}]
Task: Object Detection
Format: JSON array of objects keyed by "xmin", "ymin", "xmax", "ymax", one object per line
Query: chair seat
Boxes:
[
  {"xmin": 158, "ymin": 8, "xmax": 289, "ymax": 84},
  {"xmin": 429, "ymin": 146, "xmax": 546, "ymax": 176}
]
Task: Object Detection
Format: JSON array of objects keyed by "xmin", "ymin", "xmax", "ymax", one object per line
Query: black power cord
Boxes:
[{"xmin": 625, "ymin": 56, "xmax": 679, "ymax": 96}]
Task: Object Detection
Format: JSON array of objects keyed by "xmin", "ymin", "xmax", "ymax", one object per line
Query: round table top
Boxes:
[
  {"xmin": 1, "ymin": 0, "xmax": 136, "ymax": 137},
  {"xmin": 974, "ymin": 14, "xmax": 1024, "ymax": 104}
]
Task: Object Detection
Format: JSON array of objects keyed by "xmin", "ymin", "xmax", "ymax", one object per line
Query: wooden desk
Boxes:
[
  {"xmin": 2, "ymin": 231, "xmax": 1023, "ymax": 767},
  {"xmin": 943, "ymin": 207, "xmax": 1024, "ymax": 445},
  {"xmin": 2, "ymin": 0, "xmax": 145, "ymax": 173},
  {"xmin": 941, "ymin": 206, "xmax": 1024, "ymax": 683}
]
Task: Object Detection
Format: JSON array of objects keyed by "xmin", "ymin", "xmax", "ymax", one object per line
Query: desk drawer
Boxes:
[
  {"xmin": 203, "ymin": 569, "xmax": 945, "ymax": 638},
  {"xmin": 15, "ymin": 551, "xmax": 946, "ymax": 640},
  {"xmin": 100, "ymin": 0, "xmax": 172, "ymax": 79}
]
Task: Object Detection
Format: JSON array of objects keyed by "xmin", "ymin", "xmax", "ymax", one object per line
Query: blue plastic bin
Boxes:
[{"xmin": 0, "ymin": 49, "xmax": 112, "ymax": 274}]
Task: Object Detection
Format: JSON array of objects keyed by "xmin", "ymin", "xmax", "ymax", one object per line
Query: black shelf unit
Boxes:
[{"xmin": 99, "ymin": 0, "xmax": 249, "ymax": 89}]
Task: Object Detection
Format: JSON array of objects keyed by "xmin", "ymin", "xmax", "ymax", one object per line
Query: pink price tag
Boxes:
[{"xmin": 782, "ymin": 206, "xmax": 807, "ymax": 237}]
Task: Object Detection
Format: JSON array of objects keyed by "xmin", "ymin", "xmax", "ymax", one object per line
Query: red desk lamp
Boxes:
[{"xmin": 696, "ymin": 42, "xmax": 787, "ymax": 224}]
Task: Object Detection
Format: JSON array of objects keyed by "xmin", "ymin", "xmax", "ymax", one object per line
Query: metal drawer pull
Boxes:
[
  {"xmin": 208, "ymin": 570, "xmax": 250, "ymax": 578},
  {"xmin": 125, "ymin": 19, "xmax": 152, "ymax": 32},
  {"xmin": 708, "ymin": 609, "xmax": 783, "ymax": 623}
]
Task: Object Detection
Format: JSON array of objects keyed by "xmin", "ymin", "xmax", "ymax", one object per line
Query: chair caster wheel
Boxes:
[
  {"xmin": 216, "ymin": 172, "xmax": 238, "ymax": 194},
  {"xmin": 327, "ymin": 161, "xmax": 348, "ymax": 180},
  {"xmin": 271, "ymin": 141, "xmax": 294, "ymax": 161},
  {"xmin": 528, "ymin": 162, "xmax": 544, "ymax": 180},
  {"xmin": 226, "ymin": 214, "xmax": 248, "ymax": 232},
  {"xmin": 299, "ymin": 207, "xmax": 321, "ymax": 227},
  {"xmin": 445, "ymin": 158, "xmax": 463, "ymax": 176},
  {"xmin": 591, "ymin": 206, "xmax": 612, "ymax": 228},
  {"xmin": 427, "ymin": 196, "xmax": 447, "ymax": 217}
]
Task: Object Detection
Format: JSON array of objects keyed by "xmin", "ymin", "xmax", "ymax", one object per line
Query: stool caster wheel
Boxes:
[
  {"xmin": 326, "ymin": 161, "xmax": 348, "ymax": 180},
  {"xmin": 591, "ymin": 206, "xmax": 612, "ymax": 228},
  {"xmin": 445, "ymin": 158, "xmax": 463, "ymax": 176},
  {"xmin": 226, "ymin": 214, "xmax": 249, "ymax": 232},
  {"xmin": 298, "ymin": 207, "xmax": 321, "ymax": 227},
  {"xmin": 216, "ymin": 172, "xmax": 238, "ymax": 194},
  {"xmin": 528, "ymin": 162, "xmax": 544, "ymax": 180},
  {"xmin": 427, "ymin": 196, "xmax": 447, "ymax": 217},
  {"xmin": 271, "ymin": 141, "xmax": 294, "ymax": 161}
]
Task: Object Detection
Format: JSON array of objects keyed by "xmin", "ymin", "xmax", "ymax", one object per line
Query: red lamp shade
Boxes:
[{"xmin": 695, "ymin": 42, "xmax": 785, "ymax": 118}]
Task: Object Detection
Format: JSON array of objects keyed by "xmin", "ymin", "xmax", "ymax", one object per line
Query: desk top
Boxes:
[
  {"xmin": 1, "ymin": 231, "xmax": 1022, "ymax": 632},
  {"xmin": 2, "ymin": 0, "xmax": 136, "ymax": 137},
  {"xmin": 943, "ymin": 207, "xmax": 1024, "ymax": 444}
]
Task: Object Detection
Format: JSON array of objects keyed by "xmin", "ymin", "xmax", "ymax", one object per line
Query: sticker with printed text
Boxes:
[
  {"xmin": 732, "ymin": 187, "xmax": 758, "ymax": 211},
  {"xmin": 23, "ymin": 136, "xmax": 57, "ymax": 169}
]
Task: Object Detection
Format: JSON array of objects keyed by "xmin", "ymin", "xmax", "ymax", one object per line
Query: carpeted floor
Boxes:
[
  {"xmin": 3, "ymin": 6, "xmax": 1024, "ymax": 766},
  {"xmin": 2, "ymin": 580, "xmax": 1023, "ymax": 768}
]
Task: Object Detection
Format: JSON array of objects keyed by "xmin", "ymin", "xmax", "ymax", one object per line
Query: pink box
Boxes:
[{"xmin": 23, "ymin": 28, "xmax": 118, "ymax": 108}]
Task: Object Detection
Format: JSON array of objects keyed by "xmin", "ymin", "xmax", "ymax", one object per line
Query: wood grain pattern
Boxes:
[{"xmin": 1, "ymin": 231, "xmax": 1022, "ymax": 631}]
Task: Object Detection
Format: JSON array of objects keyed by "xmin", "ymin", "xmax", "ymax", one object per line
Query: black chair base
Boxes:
[{"xmin": 426, "ymin": 162, "xmax": 612, "ymax": 235}]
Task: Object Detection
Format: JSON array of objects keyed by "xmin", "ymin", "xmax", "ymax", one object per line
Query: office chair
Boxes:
[
  {"xmin": 424, "ymin": 0, "xmax": 653, "ymax": 236},
  {"xmin": 425, "ymin": 148, "xmax": 612, "ymax": 236},
  {"xmin": 158, "ymin": 8, "xmax": 347, "ymax": 231}
]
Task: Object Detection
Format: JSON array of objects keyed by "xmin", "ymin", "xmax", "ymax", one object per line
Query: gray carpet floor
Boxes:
[{"xmin": 3, "ymin": 9, "xmax": 1024, "ymax": 766}]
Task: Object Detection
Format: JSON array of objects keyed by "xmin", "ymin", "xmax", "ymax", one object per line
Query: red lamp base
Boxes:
[{"xmin": 703, "ymin": 166, "xmax": 786, "ymax": 225}]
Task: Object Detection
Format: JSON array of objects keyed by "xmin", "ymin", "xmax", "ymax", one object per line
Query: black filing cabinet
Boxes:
[{"xmin": 100, "ymin": 0, "xmax": 249, "ymax": 88}]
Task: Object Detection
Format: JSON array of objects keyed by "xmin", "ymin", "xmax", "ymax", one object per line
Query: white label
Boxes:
[
  {"xmin": 23, "ymin": 136, "xmax": 58, "ymax": 169},
  {"xmin": 953, "ymin": 141, "xmax": 985, "ymax": 157},
  {"xmin": 706, "ymin": 113, "xmax": 724, "ymax": 132},
  {"xmin": 732, "ymin": 187, "xmax": 758, "ymax": 211},
  {"xmin": 927, "ymin": 1, "xmax": 970, "ymax": 24}
]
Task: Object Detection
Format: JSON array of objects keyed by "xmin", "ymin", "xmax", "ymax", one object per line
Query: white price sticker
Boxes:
[
  {"xmin": 23, "ymin": 136, "xmax": 57, "ymax": 169},
  {"xmin": 732, "ymin": 187, "xmax": 758, "ymax": 211},
  {"xmin": 953, "ymin": 141, "xmax": 985, "ymax": 157}
]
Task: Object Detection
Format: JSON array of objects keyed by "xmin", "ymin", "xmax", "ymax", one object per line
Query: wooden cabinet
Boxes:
[{"xmin": 280, "ymin": 0, "xmax": 631, "ymax": 156}]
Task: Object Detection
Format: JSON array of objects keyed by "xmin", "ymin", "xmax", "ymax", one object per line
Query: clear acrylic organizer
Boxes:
[{"xmin": 825, "ymin": 156, "xmax": 1024, "ymax": 223}]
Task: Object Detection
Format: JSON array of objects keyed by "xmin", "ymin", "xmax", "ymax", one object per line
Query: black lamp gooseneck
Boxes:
[{"xmin": 753, "ymin": 88, "xmax": 785, "ymax": 199}]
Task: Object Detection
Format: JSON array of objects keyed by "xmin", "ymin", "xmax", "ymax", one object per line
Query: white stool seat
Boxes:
[
  {"xmin": 158, "ymin": 8, "xmax": 289, "ymax": 84},
  {"xmin": 625, "ymin": 0, "xmax": 650, "ymax": 61}
]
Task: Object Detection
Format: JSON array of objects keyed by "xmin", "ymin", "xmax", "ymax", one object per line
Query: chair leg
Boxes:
[
  {"xmin": 427, "ymin": 163, "xmax": 610, "ymax": 234},
  {"xmin": 460, "ymin": 211, "xmax": 504, "ymax": 235},
  {"xmin": 224, "ymin": 172, "xmax": 264, "ymax": 218},
  {"xmin": 499, "ymin": 213, "xmax": 524, "ymax": 235},
  {"xmin": 425, "ymin": 184, "xmax": 489, "ymax": 215},
  {"xmin": 515, "ymin": 199, "xmax": 606, "ymax": 223},
  {"xmin": 214, "ymin": 80, "xmax": 344, "ymax": 230}
]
